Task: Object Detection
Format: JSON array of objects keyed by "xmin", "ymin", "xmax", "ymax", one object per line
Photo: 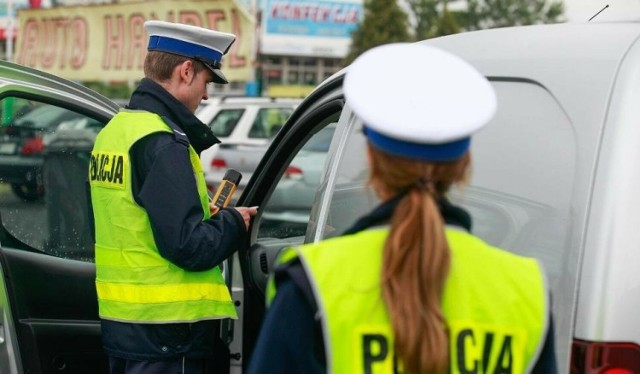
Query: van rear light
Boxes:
[
  {"xmin": 571, "ymin": 339, "xmax": 640, "ymax": 374},
  {"xmin": 211, "ymin": 157, "xmax": 227, "ymax": 169},
  {"xmin": 284, "ymin": 165, "xmax": 303, "ymax": 180},
  {"xmin": 21, "ymin": 137, "xmax": 44, "ymax": 155}
]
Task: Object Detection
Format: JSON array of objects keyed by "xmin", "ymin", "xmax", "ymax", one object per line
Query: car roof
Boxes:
[
  {"xmin": 200, "ymin": 96, "xmax": 302, "ymax": 106},
  {"xmin": 0, "ymin": 60, "xmax": 120, "ymax": 118},
  {"xmin": 313, "ymin": 22, "xmax": 640, "ymax": 122},
  {"xmin": 422, "ymin": 22, "xmax": 640, "ymax": 137},
  {"xmin": 196, "ymin": 96, "xmax": 302, "ymax": 119}
]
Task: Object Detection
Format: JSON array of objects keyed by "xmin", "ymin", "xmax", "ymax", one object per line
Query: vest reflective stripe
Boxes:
[
  {"xmin": 98, "ymin": 299, "xmax": 238, "ymax": 324},
  {"xmin": 272, "ymin": 227, "xmax": 548, "ymax": 374},
  {"xmin": 91, "ymin": 110, "xmax": 236, "ymax": 323},
  {"xmin": 96, "ymin": 281, "xmax": 234, "ymax": 303}
]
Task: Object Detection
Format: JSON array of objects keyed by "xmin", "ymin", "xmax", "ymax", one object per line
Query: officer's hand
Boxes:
[{"xmin": 234, "ymin": 206, "xmax": 259, "ymax": 230}]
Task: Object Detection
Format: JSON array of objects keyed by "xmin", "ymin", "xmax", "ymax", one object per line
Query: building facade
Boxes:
[{"xmin": 5, "ymin": 0, "xmax": 363, "ymax": 97}]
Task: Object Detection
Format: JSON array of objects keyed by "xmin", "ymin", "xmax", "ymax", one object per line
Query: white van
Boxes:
[{"xmin": 234, "ymin": 21, "xmax": 640, "ymax": 373}]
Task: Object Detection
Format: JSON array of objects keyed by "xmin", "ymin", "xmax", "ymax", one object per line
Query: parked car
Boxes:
[
  {"xmin": 0, "ymin": 103, "xmax": 89, "ymax": 201},
  {"xmin": 207, "ymin": 142, "xmax": 268, "ymax": 194},
  {"xmin": 195, "ymin": 96, "xmax": 300, "ymax": 190},
  {"xmin": 3, "ymin": 21, "xmax": 640, "ymax": 374}
]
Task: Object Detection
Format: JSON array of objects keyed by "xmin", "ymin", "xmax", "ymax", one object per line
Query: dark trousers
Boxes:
[{"xmin": 108, "ymin": 357, "xmax": 227, "ymax": 374}]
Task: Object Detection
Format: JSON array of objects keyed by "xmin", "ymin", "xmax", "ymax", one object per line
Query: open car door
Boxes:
[
  {"xmin": 232, "ymin": 73, "xmax": 383, "ymax": 371},
  {"xmin": 0, "ymin": 61, "xmax": 118, "ymax": 373}
]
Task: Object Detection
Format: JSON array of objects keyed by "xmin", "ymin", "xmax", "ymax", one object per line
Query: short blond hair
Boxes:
[{"xmin": 143, "ymin": 51, "xmax": 206, "ymax": 82}]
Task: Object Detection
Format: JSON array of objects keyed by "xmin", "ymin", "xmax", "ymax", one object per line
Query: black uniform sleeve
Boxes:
[
  {"xmin": 532, "ymin": 312, "xmax": 558, "ymax": 373},
  {"xmin": 131, "ymin": 133, "xmax": 246, "ymax": 271},
  {"xmin": 246, "ymin": 277, "xmax": 325, "ymax": 374}
]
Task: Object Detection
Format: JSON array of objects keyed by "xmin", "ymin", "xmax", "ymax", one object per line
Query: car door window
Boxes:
[
  {"xmin": 315, "ymin": 116, "xmax": 378, "ymax": 237},
  {"xmin": 257, "ymin": 122, "xmax": 337, "ymax": 240},
  {"xmin": 0, "ymin": 97, "xmax": 105, "ymax": 261},
  {"xmin": 209, "ymin": 109, "xmax": 244, "ymax": 137}
]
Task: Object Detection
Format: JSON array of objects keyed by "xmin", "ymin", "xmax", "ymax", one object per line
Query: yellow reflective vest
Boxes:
[
  {"xmin": 270, "ymin": 227, "xmax": 548, "ymax": 374},
  {"xmin": 90, "ymin": 110, "xmax": 236, "ymax": 323}
]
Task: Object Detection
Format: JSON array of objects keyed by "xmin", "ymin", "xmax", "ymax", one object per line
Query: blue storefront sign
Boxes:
[{"xmin": 265, "ymin": 0, "xmax": 361, "ymax": 38}]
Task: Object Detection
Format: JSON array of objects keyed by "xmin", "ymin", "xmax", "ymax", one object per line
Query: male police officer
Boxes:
[{"xmin": 89, "ymin": 21, "xmax": 257, "ymax": 374}]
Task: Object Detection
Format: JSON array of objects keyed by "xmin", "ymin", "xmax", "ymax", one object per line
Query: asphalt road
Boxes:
[{"xmin": 0, "ymin": 183, "xmax": 49, "ymax": 250}]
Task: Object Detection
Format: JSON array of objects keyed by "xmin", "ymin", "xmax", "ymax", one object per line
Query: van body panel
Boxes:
[
  {"xmin": 577, "ymin": 31, "xmax": 640, "ymax": 341},
  {"xmin": 420, "ymin": 22, "xmax": 640, "ymax": 371}
]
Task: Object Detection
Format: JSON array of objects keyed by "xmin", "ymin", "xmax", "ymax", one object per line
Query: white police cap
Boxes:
[
  {"xmin": 344, "ymin": 43, "xmax": 497, "ymax": 161},
  {"xmin": 145, "ymin": 20, "xmax": 236, "ymax": 84}
]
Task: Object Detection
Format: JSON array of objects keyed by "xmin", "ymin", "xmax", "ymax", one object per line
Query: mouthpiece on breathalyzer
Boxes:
[{"xmin": 212, "ymin": 169, "xmax": 242, "ymax": 210}]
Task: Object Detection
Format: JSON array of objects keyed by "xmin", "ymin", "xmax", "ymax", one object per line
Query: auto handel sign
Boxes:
[{"xmin": 13, "ymin": 0, "xmax": 255, "ymax": 82}]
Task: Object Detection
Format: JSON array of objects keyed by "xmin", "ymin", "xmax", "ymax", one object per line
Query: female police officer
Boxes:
[{"xmin": 247, "ymin": 43, "xmax": 557, "ymax": 373}]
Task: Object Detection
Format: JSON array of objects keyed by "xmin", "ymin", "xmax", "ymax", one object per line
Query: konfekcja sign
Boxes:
[
  {"xmin": 13, "ymin": 0, "xmax": 255, "ymax": 82},
  {"xmin": 261, "ymin": 0, "xmax": 362, "ymax": 58}
]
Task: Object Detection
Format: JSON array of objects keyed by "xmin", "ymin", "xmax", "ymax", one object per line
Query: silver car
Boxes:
[{"xmin": 195, "ymin": 96, "xmax": 300, "ymax": 191}]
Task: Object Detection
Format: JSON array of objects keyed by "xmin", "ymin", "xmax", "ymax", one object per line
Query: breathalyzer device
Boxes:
[{"xmin": 211, "ymin": 169, "xmax": 242, "ymax": 210}]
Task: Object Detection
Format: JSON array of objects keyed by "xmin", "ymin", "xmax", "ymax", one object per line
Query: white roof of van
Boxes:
[{"xmin": 423, "ymin": 22, "xmax": 640, "ymax": 139}]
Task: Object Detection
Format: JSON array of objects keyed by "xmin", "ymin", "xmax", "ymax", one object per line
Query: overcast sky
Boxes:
[{"xmin": 564, "ymin": 0, "xmax": 640, "ymax": 22}]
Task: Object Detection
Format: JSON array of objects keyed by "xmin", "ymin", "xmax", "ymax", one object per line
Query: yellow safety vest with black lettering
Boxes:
[
  {"xmin": 269, "ymin": 227, "xmax": 548, "ymax": 374},
  {"xmin": 89, "ymin": 110, "xmax": 237, "ymax": 323}
]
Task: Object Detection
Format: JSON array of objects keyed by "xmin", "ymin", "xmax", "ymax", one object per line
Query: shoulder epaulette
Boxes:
[{"xmin": 161, "ymin": 116, "xmax": 190, "ymax": 146}]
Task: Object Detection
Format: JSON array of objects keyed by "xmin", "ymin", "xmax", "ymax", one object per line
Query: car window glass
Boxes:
[
  {"xmin": 257, "ymin": 120, "xmax": 338, "ymax": 240},
  {"xmin": 0, "ymin": 97, "xmax": 105, "ymax": 262},
  {"xmin": 452, "ymin": 81, "xmax": 576, "ymax": 362},
  {"xmin": 250, "ymin": 107, "xmax": 295, "ymax": 139},
  {"xmin": 209, "ymin": 109, "xmax": 244, "ymax": 137},
  {"xmin": 319, "ymin": 118, "xmax": 377, "ymax": 237}
]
